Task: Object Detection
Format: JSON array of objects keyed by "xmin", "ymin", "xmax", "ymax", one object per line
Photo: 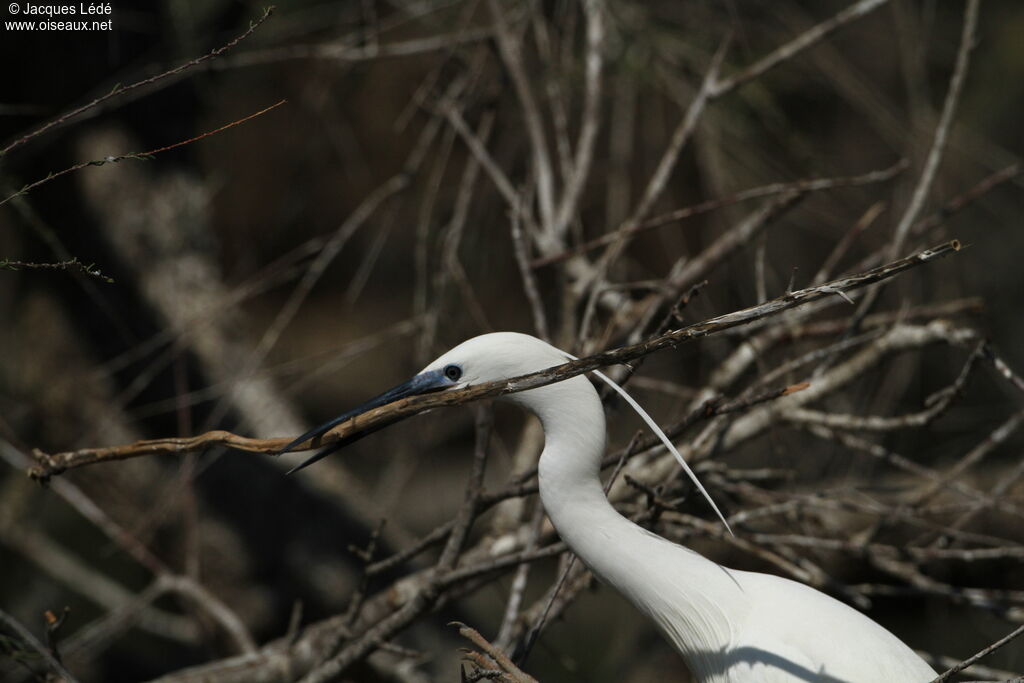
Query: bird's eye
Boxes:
[{"xmin": 443, "ymin": 364, "xmax": 462, "ymax": 381}]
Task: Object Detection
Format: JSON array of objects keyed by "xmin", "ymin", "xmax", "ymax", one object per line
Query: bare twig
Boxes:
[
  {"xmin": 912, "ymin": 163, "xmax": 1021, "ymax": 238},
  {"xmin": 892, "ymin": 0, "xmax": 980, "ymax": 257},
  {"xmin": 220, "ymin": 28, "xmax": 493, "ymax": 68},
  {"xmin": 594, "ymin": 35, "xmax": 730, "ymax": 270},
  {"xmin": 930, "ymin": 624, "xmax": 1024, "ymax": 682},
  {"xmin": 487, "ymin": 0, "xmax": 556, "ymax": 236},
  {"xmin": 710, "ymin": 0, "xmax": 891, "ymax": 97},
  {"xmin": 0, "ymin": 99, "xmax": 287, "ymax": 207},
  {"xmin": 27, "ymin": 241, "xmax": 962, "ymax": 480},
  {"xmin": 551, "ymin": 0, "xmax": 605, "ymax": 240},
  {"xmin": 453, "ymin": 621, "xmax": 538, "ymax": 683},
  {"xmin": 0, "ymin": 257, "xmax": 113, "ymax": 283},
  {"xmin": 812, "ymin": 201, "xmax": 886, "ymax": 284},
  {"xmin": 849, "ymin": 0, "xmax": 979, "ymax": 323},
  {"xmin": 0, "ymin": 608, "xmax": 80, "ymax": 682},
  {"xmin": 509, "ymin": 202, "xmax": 551, "ymax": 342},
  {"xmin": 981, "ymin": 341, "xmax": 1024, "ymax": 397},
  {"xmin": 786, "ymin": 341, "xmax": 984, "ymax": 432},
  {"xmin": 532, "ymin": 160, "xmax": 906, "ymax": 268},
  {"xmin": 42, "ymin": 607, "xmax": 71, "ymax": 667},
  {"xmin": 300, "ymin": 406, "xmax": 494, "ymax": 683},
  {"xmin": 0, "ymin": 7, "xmax": 275, "ymax": 158}
]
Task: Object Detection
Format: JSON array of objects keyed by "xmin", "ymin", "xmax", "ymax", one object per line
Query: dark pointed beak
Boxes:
[{"xmin": 278, "ymin": 369, "xmax": 449, "ymax": 474}]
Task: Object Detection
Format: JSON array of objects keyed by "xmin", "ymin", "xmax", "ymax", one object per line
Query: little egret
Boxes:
[{"xmin": 280, "ymin": 332, "xmax": 936, "ymax": 682}]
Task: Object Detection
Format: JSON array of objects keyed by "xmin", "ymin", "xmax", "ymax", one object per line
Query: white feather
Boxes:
[{"xmin": 561, "ymin": 352, "xmax": 733, "ymax": 535}]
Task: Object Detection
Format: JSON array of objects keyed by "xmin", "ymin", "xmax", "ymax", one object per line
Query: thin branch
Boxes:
[
  {"xmin": 710, "ymin": 0, "xmax": 891, "ymax": 97},
  {"xmin": 551, "ymin": 0, "xmax": 605, "ymax": 240},
  {"xmin": 220, "ymin": 28, "xmax": 492, "ymax": 68},
  {"xmin": 300, "ymin": 406, "xmax": 494, "ymax": 683},
  {"xmin": 891, "ymin": 0, "xmax": 980, "ymax": 257},
  {"xmin": 930, "ymin": 624, "xmax": 1024, "ymax": 681},
  {"xmin": 982, "ymin": 341, "xmax": 1024, "ymax": 397},
  {"xmin": 0, "ymin": 608, "xmax": 80, "ymax": 682},
  {"xmin": 162, "ymin": 576, "xmax": 256, "ymax": 654},
  {"xmin": 440, "ymin": 103, "xmax": 519, "ymax": 208},
  {"xmin": 629, "ymin": 191, "xmax": 804, "ymax": 338},
  {"xmin": 0, "ymin": 257, "xmax": 113, "ymax": 283},
  {"xmin": 509, "ymin": 201, "xmax": 551, "ymax": 342},
  {"xmin": 488, "ymin": 0, "xmax": 556, "ymax": 235},
  {"xmin": 786, "ymin": 341, "xmax": 984, "ymax": 432},
  {"xmin": 0, "ymin": 7, "xmax": 275, "ymax": 158},
  {"xmin": 812, "ymin": 201, "xmax": 886, "ymax": 285},
  {"xmin": 912, "ymin": 163, "xmax": 1021, "ymax": 238},
  {"xmin": 849, "ymin": 0, "xmax": 979, "ymax": 323},
  {"xmin": 0, "ymin": 99, "xmax": 287, "ymax": 207},
  {"xmin": 27, "ymin": 240, "xmax": 962, "ymax": 479},
  {"xmin": 591, "ymin": 34, "xmax": 729, "ymax": 274},
  {"xmin": 453, "ymin": 622, "xmax": 538, "ymax": 683},
  {"xmin": 533, "ymin": 160, "xmax": 906, "ymax": 268}
]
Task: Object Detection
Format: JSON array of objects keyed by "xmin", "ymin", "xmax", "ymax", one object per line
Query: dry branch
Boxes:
[
  {"xmin": 0, "ymin": 257, "xmax": 113, "ymax": 283},
  {"xmin": 709, "ymin": 0, "xmax": 892, "ymax": 97},
  {"xmin": 0, "ymin": 6, "xmax": 275, "ymax": 159},
  {"xmin": 7, "ymin": 4, "xmax": 1018, "ymax": 681},
  {"xmin": 453, "ymin": 621, "xmax": 538, "ymax": 683},
  {"xmin": 532, "ymin": 159, "xmax": 908, "ymax": 268},
  {"xmin": 27, "ymin": 240, "xmax": 961, "ymax": 481},
  {"xmin": 0, "ymin": 100, "xmax": 286, "ymax": 208},
  {"xmin": 930, "ymin": 623, "xmax": 1024, "ymax": 682},
  {"xmin": 0, "ymin": 608, "xmax": 80, "ymax": 682}
]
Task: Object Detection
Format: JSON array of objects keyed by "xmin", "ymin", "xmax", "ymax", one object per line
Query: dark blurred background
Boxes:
[{"xmin": 1, "ymin": 1, "xmax": 1022, "ymax": 681}]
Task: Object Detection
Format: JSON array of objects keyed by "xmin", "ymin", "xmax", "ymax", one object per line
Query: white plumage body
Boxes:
[{"xmin": 424, "ymin": 333, "xmax": 936, "ymax": 682}]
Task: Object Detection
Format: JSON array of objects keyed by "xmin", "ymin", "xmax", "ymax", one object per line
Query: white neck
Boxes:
[{"xmin": 518, "ymin": 376, "xmax": 748, "ymax": 676}]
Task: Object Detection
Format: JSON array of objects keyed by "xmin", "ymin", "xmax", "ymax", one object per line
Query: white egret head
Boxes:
[
  {"xmin": 278, "ymin": 331, "xmax": 729, "ymax": 531},
  {"xmin": 420, "ymin": 332, "xmax": 570, "ymax": 389}
]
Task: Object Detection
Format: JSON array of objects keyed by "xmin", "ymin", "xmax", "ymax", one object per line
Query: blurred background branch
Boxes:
[{"xmin": 1, "ymin": 0, "xmax": 1022, "ymax": 681}]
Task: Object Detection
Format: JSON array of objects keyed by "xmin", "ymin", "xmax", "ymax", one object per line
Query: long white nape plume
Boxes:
[{"xmin": 562, "ymin": 352, "xmax": 733, "ymax": 536}]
